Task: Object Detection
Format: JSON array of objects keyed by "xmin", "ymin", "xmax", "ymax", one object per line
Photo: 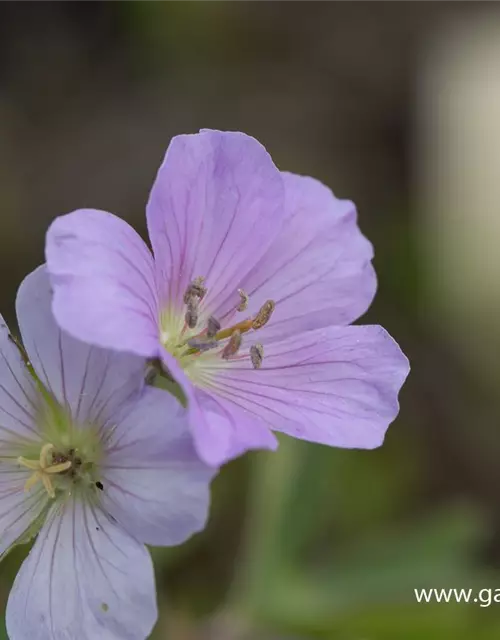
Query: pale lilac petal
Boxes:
[
  {"xmin": 0, "ymin": 466, "xmax": 48, "ymax": 557},
  {"xmin": 46, "ymin": 209, "xmax": 159, "ymax": 357},
  {"xmin": 101, "ymin": 386, "xmax": 215, "ymax": 546},
  {"xmin": 190, "ymin": 390, "xmax": 279, "ymax": 467},
  {"xmin": 199, "ymin": 326, "xmax": 409, "ymax": 450},
  {"xmin": 217, "ymin": 172, "xmax": 377, "ymax": 340},
  {"xmin": 6, "ymin": 500, "xmax": 157, "ymax": 640},
  {"xmin": 17, "ymin": 266, "xmax": 147, "ymax": 425},
  {"xmin": 0, "ymin": 314, "xmax": 39, "ymax": 446},
  {"xmin": 146, "ymin": 129, "xmax": 286, "ymax": 311},
  {"xmin": 158, "ymin": 348, "xmax": 278, "ymax": 466}
]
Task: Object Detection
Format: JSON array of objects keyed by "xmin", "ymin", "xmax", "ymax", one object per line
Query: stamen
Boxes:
[
  {"xmin": 185, "ymin": 296, "xmax": 199, "ymax": 329},
  {"xmin": 237, "ymin": 289, "xmax": 249, "ymax": 312},
  {"xmin": 183, "ymin": 276, "xmax": 207, "ymax": 304},
  {"xmin": 168, "ymin": 282, "xmax": 274, "ymax": 369},
  {"xmin": 18, "ymin": 443, "xmax": 72, "ymax": 499},
  {"xmin": 213, "ymin": 318, "xmax": 253, "ymax": 342},
  {"xmin": 222, "ymin": 330, "xmax": 242, "ymax": 359},
  {"xmin": 250, "ymin": 343, "xmax": 264, "ymax": 369},
  {"xmin": 187, "ymin": 337, "xmax": 219, "ymax": 352},
  {"xmin": 206, "ymin": 316, "xmax": 221, "ymax": 339},
  {"xmin": 252, "ymin": 300, "xmax": 275, "ymax": 330}
]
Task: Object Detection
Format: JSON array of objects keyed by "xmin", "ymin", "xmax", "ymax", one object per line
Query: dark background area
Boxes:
[{"xmin": 1, "ymin": 2, "xmax": 500, "ymax": 639}]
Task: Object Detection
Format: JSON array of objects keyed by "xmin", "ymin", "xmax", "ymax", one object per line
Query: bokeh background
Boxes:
[{"xmin": 1, "ymin": 2, "xmax": 500, "ymax": 638}]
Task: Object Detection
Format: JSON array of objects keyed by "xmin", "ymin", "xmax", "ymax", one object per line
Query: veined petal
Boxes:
[
  {"xmin": 0, "ymin": 314, "xmax": 39, "ymax": 446},
  {"xmin": 0, "ymin": 466, "xmax": 48, "ymax": 557},
  {"xmin": 158, "ymin": 348, "xmax": 278, "ymax": 466},
  {"xmin": 101, "ymin": 386, "xmax": 216, "ymax": 546},
  {"xmin": 218, "ymin": 172, "xmax": 377, "ymax": 339},
  {"xmin": 190, "ymin": 390, "xmax": 279, "ymax": 467},
  {"xmin": 6, "ymin": 500, "xmax": 157, "ymax": 640},
  {"xmin": 146, "ymin": 129, "xmax": 286, "ymax": 311},
  {"xmin": 200, "ymin": 325, "xmax": 409, "ymax": 451},
  {"xmin": 17, "ymin": 266, "xmax": 147, "ymax": 426},
  {"xmin": 46, "ymin": 209, "xmax": 159, "ymax": 357}
]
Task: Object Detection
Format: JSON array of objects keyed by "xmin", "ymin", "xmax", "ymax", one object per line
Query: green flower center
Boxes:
[{"xmin": 15, "ymin": 398, "xmax": 105, "ymax": 503}]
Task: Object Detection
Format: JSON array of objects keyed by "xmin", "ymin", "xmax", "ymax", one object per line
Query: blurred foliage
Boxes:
[
  {"xmin": 219, "ymin": 439, "xmax": 490, "ymax": 637},
  {"xmin": 122, "ymin": 3, "xmax": 233, "ymax": 64}
]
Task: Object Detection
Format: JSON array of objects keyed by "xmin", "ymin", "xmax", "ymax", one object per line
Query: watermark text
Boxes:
[{"xmin": 414, "ymin": 588, "xmax": 500, "ymax": 607}]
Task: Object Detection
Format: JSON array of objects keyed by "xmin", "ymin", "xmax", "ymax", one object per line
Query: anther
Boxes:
[
  {"xmin": 187, "ymin": 337, "xmax": 218, "ymax": 352},
  {"xmin": 222, "ymin": 330, "xmax": 242, "ymax": 360},
  {"xmin": 252, "ymin": 300, "xmax": 275, "ymax": 330},
  {"xmin": 185, "ymin": 296, "xmax": 199, "ymax": 329},
  {"xmin": 250, "ymin": 343, "xmax": 264, "ymax": 369},
  {"xmin": 206, "ymin": 316, "xmax": 221, "ymax": 339},
  {"xmin": 237, "ymin": 289, "xmax": 249, "ymax": 312},
  {"xmin": 183, "ymin": 276, "xmax": 207, "ymax": 304}
]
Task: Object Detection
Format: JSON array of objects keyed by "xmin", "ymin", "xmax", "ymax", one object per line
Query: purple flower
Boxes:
[
  {"xmin": 2, "ymin": 266, "xmax": 214, "ymax": 640},
  {"xmin": 46, "ymin": 129, "xmax": 409, "ymax": 467}
]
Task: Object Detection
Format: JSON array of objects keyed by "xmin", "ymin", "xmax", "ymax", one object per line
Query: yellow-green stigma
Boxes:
[
  {"xmin": 17, "ymin": 432, "xmax": 103, "ymax": 501},
  {"xmin": 18, "ymin": 443, "xmax": 71, "ymax": 499},
  {"xmin": 159, "ymin": 277, "xmax": 275, "ymax": 379},
  {"xmin": 13, "ymin": 397, "xmax": 106, "ymax": 502}
]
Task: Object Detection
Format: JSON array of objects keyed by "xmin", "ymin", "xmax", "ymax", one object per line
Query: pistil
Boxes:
[{"xmin": 18, "ymin": 443, "xmax": 72, "ymax": 499}]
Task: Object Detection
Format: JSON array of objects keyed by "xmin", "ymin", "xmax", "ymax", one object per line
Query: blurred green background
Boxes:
[{"xmin": 2, "ymin": 2, "xmax": 500, "ymax": 638}]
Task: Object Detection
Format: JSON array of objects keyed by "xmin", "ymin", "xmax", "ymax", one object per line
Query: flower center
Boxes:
[
  {"xmin": 18, "ymin": 443, "xmax": 72, "ymax": 499},
  {"xmin": 17, "ymin": 438, "xmax": 103, "ymax": 501},
  {"xmin": 13, "ymin": 395, "xmax": 107, "ymax": 502},
  {"xmin": 159, "ymin": 276, "xmax": 274, "ymax": 376}
]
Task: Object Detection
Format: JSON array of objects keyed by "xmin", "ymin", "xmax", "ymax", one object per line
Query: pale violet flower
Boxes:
[
  {"xmin": 1, "ymin": 266, "xmax": 214, "ymax": 640},
  {"xmin": 46, "ymin": 129, "xmax": 409, "ymax": 467}
]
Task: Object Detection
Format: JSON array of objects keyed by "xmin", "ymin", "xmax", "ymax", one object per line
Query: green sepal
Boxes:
[
  {"xmin": 151, "ymin": 374, "xmax": 188, "ymax": 408},
  {"xmin": 147, "ymin": 359, "xmax": 188, "ymax": 408}
]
